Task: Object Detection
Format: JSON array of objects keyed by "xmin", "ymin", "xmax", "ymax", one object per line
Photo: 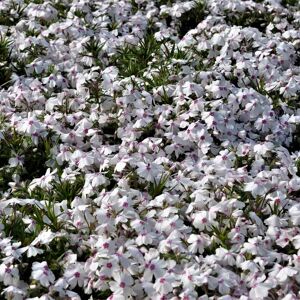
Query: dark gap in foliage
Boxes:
[
  {"xmin": 288, "ymin": 122, "xmax": 300, "ymax": 153},
  {"xmin": 224, "ymin": 10, "xmax": 274, "ymax": 32},
  {"xmin": 178, "ymin": 0, "xmax": 207, "ymax": 38},
  {"xmin": 281, "ymin": 0, "xmax": 299, "ymax": 7}
]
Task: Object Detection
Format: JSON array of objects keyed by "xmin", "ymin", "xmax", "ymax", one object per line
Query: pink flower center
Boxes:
[
  {"xmin": 159, "ymin": 278, "xmax": 166, "ymax": 283},
  {"xmin": 74, "ymin": 272, "xmax": 80, "ymax": 278},
  {"xmin": 107, "ymin": 263, "xmax": 112, "ymax": 269}
]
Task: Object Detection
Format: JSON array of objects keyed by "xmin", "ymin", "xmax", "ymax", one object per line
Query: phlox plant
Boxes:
[{"xmin": 0, "ymin": 0, "xmax": 299, "ymax": 299}]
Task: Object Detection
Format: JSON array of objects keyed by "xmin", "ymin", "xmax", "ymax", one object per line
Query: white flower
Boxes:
[
  {"xmin": 0, "ymin": 264, "xmax": 19, "ymax": 286},
  {"xmin": 181, "ymin": 266, "xmax": 202, "ymax": 290},
  {"xmin": 153, "ymin": 275, "xmax": 174, "ymax": 295},
  {"xmin": 249, "ymin": 283, "xmax": 270, "ymax": 300},
  {"xmin": 289, "ymin": 204, "xmax": 300, "ymax": 225},
  {"xmin": 64, "ymin": 264, "xmax": 85, "ymax": 289},
  {"xmin": 143, "ymin": 251, "xmax": 166, "ymax": 282},
  {"xmin": 102, "ymin": 66, "xmax": 118, "ymax": 91},
  {"xmin": 275, "ymin": 266, "xmax": 298, "ymax": 283},
  {"xmin": 31, "ymin": 229, "xmax": 56, "ymax": 245},
  {"xmin": 215, "ymin": 248, "xmax": 236, "ymax": 266},
  {"xmin": 109, "ymin": 271, "xmax": 135, "ymax": 298},
  {"xmin": 197, "ymin": 129, "xmax": 213, "ymax": 154},
  {"xmin": 21, "ymin": 245, "xmax": 43, "ymax": 257},
  {"xmin": 136, "ymin": 161, "xmax": 164, "ymax": 182},
  {"xmin": 32, "ymin": 261, "xmax": 55, "ymax": 287},
  {"xmin": 244, "ymin": 179, "xmax": 272, "ymax": 197},
  {"xmin": 187, "ymin": 234, "xmax": 210, "ymax": 254},
  {"xmin": 192, "ymin": 210, "xmax": 216, "ymax": 231},
  {"xmin": 17, "ymin": 114, "xmax": 43, "ymax": 135},
  {"xmin": 8, "ymin": 155, "xmax": 24, "ymax": 167},
  {"xmin": 1, "ymin": 286, "xmax": 26, "ymax": 300},
  {"xmin": 292, "ymin": 235, "xmax": 300, "ymax": 249},
  {"xmin": 28, "ymin": 168, "xmax": 57, "ymax": 192}
]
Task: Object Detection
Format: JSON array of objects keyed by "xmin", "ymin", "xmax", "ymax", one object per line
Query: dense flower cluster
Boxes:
[{"xmin": 0, "ymin": 0, "xmax": 299, "ymax": 299}]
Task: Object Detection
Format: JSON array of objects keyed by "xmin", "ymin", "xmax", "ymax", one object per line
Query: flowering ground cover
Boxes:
[{"xmin": 0, "ymin": 0, "xmax": 299, "ymax": 299}]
